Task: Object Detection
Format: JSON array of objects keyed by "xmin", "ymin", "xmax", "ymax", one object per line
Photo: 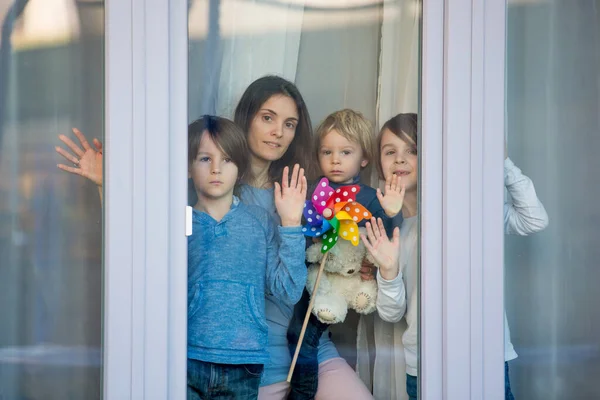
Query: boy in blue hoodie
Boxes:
[{"xmin": 186, "ymin": 116, "xmax": 308, "ymax": 399}]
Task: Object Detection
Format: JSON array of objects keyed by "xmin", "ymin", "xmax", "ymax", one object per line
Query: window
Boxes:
[
  {"xmin": 504, "ymin": 1, "xmax": 600, "ymax": 397},
  {"xmin": 0, "ymin": 0, "xmax": 104, "ymax": 398},
  {"xmin": 187, "ymin": 0, "xmax": 422, "ymax": 399}
]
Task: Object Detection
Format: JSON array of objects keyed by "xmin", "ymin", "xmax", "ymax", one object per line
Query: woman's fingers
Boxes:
[
  {"xmin": 289, "ymin": 163, "xmax": 299, "ymax": 189},
  {"xmin": 57, "ymin": 164, "xmax": 84, "ymax": 176},
  {"xmin": 301, "ymin": 174, "xmax": 307, "ymax": 196},
  {"xmin": 58, "ymin": 134, "xmax": 85, "ymax": 158},
  {"xmin": 274, "ymin": 182, "xmax": 282, "ymax": 200},
  {"xmin": 72, "ymin": 128, "xmax": 92, "ymax": 151},
  {"xmin": 55, "ymin": 146, "xmax": 79, "ymax": 165},
  {"xmin": 297, "ymin": 167, "xmax": 305, "ymax": 190},
  {"xmin": 281, "ymin": 166, "xmax": 289, "ymax": 189},
  {"xmin": 290, "ymin": 165, "xmax": 304, "ymax": 191},
  {"xmin": 93, "ymin": 138, "xmax": 103, "ymax": 153}
]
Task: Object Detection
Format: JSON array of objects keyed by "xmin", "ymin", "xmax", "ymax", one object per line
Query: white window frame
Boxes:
[
  {"xmin": 104, "ymin": 0, "xmax": 187, "ymax": 398},
  {"xmin": 420, "ymin": 0, "xmax": 506, "ymax": 399},
  {"xmin": 102, "ymin": 0, "xmax": 506, "ymax": 398}
]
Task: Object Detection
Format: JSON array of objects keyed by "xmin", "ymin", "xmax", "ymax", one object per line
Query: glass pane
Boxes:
[
  {"xmin": 188, "ymin": 0, "xmax": 421, "ymax": 399},
  {"xmin": 505, "ymin": 1, "xmax": 599, "ymax": 398},
  {"xmin": 0, "ymin": 1, "xmax": 104, "ymax": 399}
]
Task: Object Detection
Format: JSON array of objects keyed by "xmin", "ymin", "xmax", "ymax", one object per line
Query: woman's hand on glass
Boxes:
[
  {"xmin": 274, "ymin": 164, "xmax": 307, "ymax": 227},
  {"xmin": 377, "ymin": 173, "xmax": 406, "ymax": 218},
  {"xmin": 360, "ymin": 217, "xmax": 400, "ymax": 280},
  {"xmin": 56, "ymin": 128, "xmax": 103, "ymax": 187}
]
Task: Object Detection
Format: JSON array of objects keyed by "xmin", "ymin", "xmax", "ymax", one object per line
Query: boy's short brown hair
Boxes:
[
  {"xmin": 315, "ymin": 109, "xmax": 375, "ymax": 164},
  {"xmin": 188, "ymin": 115, "xmax": 249, "ymax": 183}
]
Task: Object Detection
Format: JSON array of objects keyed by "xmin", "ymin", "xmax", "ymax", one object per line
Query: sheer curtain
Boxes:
[
  {"xmin": 505, "ymin": 1, "xmax": 600, "ymax": 398},
  {"xmin": 188, "ymin": 0, "xmax": 419, "ymax": 125},
  {"xmin": 355, "ymin": 3, "xmax": 419, "ymax": 399},
  {"xmin": 188, "ymin": 0, "xmax": 304, "ymax": 118},
  {"xmin": 376, "ymin": 0, "xmax": 419, "ymax": 125}
]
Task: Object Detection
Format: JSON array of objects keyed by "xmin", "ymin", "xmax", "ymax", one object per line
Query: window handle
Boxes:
[{"xmin": 186, "ymin": 206, "xmax": 193, "ymax": 236}]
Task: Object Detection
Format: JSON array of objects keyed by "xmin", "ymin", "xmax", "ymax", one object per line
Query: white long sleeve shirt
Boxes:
[
  {"xmin": 503, "ymin": 157, "xmax": 549, "ymax": 360},
  {"xmin": 357, "ymin": 215, "xmax": 416, "ymax": 400},
  {"xmin": 357, "ymin": 157, "xmax": 548, "ymax": 399}
]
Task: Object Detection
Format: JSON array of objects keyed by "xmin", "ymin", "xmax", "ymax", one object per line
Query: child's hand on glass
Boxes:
[
  {"xmin": 274, "ymin": 164, "xmax": 307, "ymax": 227},
  {"xmin": 360, "ymin": 217, "xmax": 400, "ymax": 280},
  {"xmin": 377, "ymin": 173, "xmax": 406, "ymax": 218},
  {"xmin": 56, "ymin": 128, "xmax": 104, "ymax": 187}
]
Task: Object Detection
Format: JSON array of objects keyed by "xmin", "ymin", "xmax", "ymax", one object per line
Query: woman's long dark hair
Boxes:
[{"xmin": 234, "ymin": 75, "xmax": 314, "ymax": 184}]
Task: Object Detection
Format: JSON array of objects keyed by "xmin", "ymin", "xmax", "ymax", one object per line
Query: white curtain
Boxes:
[
  {"xmin": 188, "ymin": 0, "xmax": 304, "ymax": 118},
  {"xmin": 217, "ymin": 0, "xmax": 305, "ymax": 118},
  {"xmin": 355, "ymin": 3, "xmax": 419, "ymax": 400},
  {"xmin": 188, "ymin": 0, "xmax": 419, "ymax": 126},
  {"xmin": 376, "ymin": 0, "xmax": 419, "ymax": 127}
]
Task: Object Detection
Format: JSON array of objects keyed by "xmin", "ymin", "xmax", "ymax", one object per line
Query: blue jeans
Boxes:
[
  {"xmin": 505, "ymin": 361, "xmax": 515, "ymax": 400},
  {"xmin": 187, "ymin": 359, "xmax": 263, "ymax": 400},
  {"xmin": 286, "ymin": 289, "xmax": 330, "ymax": 400},
  {"xmin": 406, "ymin": 374, "xmax": 417, "ymax": 400},
  {"xmin": 406, "ymin": 362, "xmax": 515, "ymax": 400}
]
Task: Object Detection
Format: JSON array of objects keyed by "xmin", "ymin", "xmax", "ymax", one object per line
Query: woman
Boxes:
[{"xmin": 56, "ymin": 75, "xmax": 373, "ymax": 400}]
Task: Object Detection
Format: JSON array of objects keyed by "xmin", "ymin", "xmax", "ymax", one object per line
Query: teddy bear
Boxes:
[{"xmin": 305, "ymin": 231, "xmax": 378, "ymax": 324}]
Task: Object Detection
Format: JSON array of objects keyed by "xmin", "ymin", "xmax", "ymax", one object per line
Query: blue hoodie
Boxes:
[{"xmin": 187, "ymin": 196, "xmax": 306, "ymax": 365}]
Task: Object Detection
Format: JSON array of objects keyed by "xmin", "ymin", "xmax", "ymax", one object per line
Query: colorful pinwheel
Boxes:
[{"xmin": 301, "ymin": 177, "xmax": 373, "ymax": 252}]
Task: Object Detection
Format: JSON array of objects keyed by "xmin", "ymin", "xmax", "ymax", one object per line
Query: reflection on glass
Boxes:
[
  {"xmin": 188, "ymin": 0, "xmax": 420, "ymax": 399},
  {"xmin": 505, "ymin": 1, "xmax": 600, "ymax": 398},
  {"xmin": 0, "ymin": 0, "xmax": 103, "ymax": 399}
]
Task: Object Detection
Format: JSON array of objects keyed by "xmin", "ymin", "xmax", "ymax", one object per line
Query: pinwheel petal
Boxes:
[
  {"xmin": 303, "ymin": 200, "xmax": 323, "ymax": 227},
  {"xmin": 340, "ymin": 202, "xmax": 372, "ymax": 224},
  {"xmin": 332, "ymin": 185, "xmax": 361, "ymax": 204},
  {"xmin": 311, "ymin": 177, "xmax": 335, "ymax": 214},
  {"xmin": 301, "ymin": 219, "xmax": 331, "ymax": 237},
  {"xmin": 338, "ymin": 220, "xmax": 361, "ymax": 246},
  {"xmin": 320, "ymin": 229, "xmax": 339, "ymax": 253}
]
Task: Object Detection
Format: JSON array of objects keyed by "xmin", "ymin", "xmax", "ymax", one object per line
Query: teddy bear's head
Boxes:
[{"xmin": 306, "ymin": 228, "xmax": 377, "ymax": 277}]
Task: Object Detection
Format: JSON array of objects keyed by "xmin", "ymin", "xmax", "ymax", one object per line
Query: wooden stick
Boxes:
[{"xmin": 286, "ymin": 251, "xmax": 329, "ymax": 383}]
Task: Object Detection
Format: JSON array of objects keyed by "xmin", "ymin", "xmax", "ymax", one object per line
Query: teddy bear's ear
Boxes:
[{"xmin": 306, "ymin": 242, "xmax": 324, "ymax": 263}]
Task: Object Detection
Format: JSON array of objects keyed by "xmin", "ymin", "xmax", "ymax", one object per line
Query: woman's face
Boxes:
[
  {"xmin": 247, "ymin": 94, "xmax": 298, "ymax": 163},
  {"xmin": 379, "ymin": 128, "xmax": 418, "ymax": 192}
]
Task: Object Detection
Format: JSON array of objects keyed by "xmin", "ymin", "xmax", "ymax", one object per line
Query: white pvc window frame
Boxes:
[
  {"xmin": 101, "ymin": 0, "xmax": 506, "ymax": 398},
  {"xmin": 420, "ymin": 0, "xmax": 505, "ymax": 399},
  {"xmin": 103, "ymin": 0, "xmax": 187, "ymax": 398}
]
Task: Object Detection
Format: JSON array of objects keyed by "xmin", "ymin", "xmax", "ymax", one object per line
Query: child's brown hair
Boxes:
[{"xmin": 188, "ymin": 115, "xmax": 250, "ymax": 183}]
